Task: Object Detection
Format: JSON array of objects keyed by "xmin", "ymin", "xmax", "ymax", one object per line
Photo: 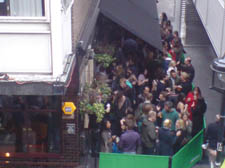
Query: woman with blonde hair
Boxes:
[
  {"xmin": 175, "ymin": 72, "xmax": 192, "ymax": 95},
  {"xmin": 173, "ymin": 119, "xmax": 188, "ymax": 153},
  {"xmin": 167, "ymin": 60, "xmax": 177, "ymax": 76},
  {"xmin": 182, "ymin": 113, "xmax": 192, "ymax": 138}
]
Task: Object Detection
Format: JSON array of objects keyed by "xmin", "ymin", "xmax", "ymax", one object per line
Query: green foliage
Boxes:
[
  {"xmin": 97, "ymin": 82, "xmax": 112, "ymax": 103},
  {"xmin": 92, "ymin": 103, "xmax": 105, "ymax": 123},
  {"xmin": 94, "ymin": 43, "xmax": 116, "ymax": 68},
  {"xmin": 95, "ymin": 53, "xmax": 116, "ymax": 68},
  {"xmin": 79, "ymin": 82, "xmax": 112, "ymax": 123}
]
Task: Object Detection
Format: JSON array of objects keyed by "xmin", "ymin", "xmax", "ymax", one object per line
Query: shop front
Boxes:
[{"xmin": 0, "ymin": 96, "xmax": 78, "ymax": 168}]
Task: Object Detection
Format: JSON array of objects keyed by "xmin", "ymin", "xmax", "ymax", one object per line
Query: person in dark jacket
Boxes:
[
  {"xmin": 202, "ymin": 115, "xmax": 221, "ymax": 168},
  {"xmin": 191, "ymin": 87, "xmax": 207, "ymax": 137},
  {"xmin": 141, "ymin": 111, "xmax": 157, "ymax": 155},
  {"xmin": 118, "ymin": 119, "xmax": 141, "ymax": 154},
  {"xmin": 112, "ymin": 91, "xmax": 131, "ymax": 136},
  {"xmin": 180, "ymin": 57, "xmax": 195, "ymax": 83},
  {"xmin": 158, "ymin": 119, "xmax": 181, "ymax": 156},
  {"xmin": 175, "ymin": 72, "xmax": 192, "ymax": 96},
  {"xmin": 173, "ymin": 119, "xmax": 188, "ymax": 153}
]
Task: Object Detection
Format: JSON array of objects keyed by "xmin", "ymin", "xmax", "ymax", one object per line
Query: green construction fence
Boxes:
[
  {"xmin": 172, "ymin": 119, "xmax": 206, "ymax": 168},
  {"xmin": 99, "ymin": 119, "xmax": 206, "ymax": 168},
  {"xmin": 171, "ymin": 129, "xmax": 204, "ymax": 168},
  {"xmin": 99, "ymin": 153, "xmax": 169, "ymax": 168}
]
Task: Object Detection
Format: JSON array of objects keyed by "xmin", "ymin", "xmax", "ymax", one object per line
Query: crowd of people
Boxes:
[{"xmin": 93, "ymin": 13, "xmax": 207, "ymax": 156}]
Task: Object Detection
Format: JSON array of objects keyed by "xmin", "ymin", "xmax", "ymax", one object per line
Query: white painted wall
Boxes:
[
  {"xmin": 207, "ymin": 0, "xmax": 224, "ymax": 55},
  {"xmin": 0, "ymin": 34, "xmax": 51, "ymax": 73},
  {"xmin": 61, "ymin": 8, "xmax": 72, "ymax": 65},
  {"xmin": 194, "ymin": 0, "xmax": 225, "ymax": 57},
  {"xmin": 50, "ymin": 0, "xmax": 64, "ymax": 77},
  {"xmin": 0, "ymin": 0, "xmax": 73, "ymax": 79}
]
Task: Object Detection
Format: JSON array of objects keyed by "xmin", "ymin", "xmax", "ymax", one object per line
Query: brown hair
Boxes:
[
  {"xmin": 145, "ymin": 93, "xmax": 153, "ymax": 101},
  {"xmin": 125, "ymin": 119, "xmax": 134, "ymax": 130},
  {"xmin": 142, "ymin": 103, "xmax": 153, "ymax": 115},
  {"xmin": 148, "ymin": 111, "xmax": 156, "ymax": 119}
]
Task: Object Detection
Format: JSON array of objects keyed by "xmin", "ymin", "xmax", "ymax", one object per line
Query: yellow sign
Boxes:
[{"xmin": 62, "ymin": 102, "xmax": 76, "ymax": 115}]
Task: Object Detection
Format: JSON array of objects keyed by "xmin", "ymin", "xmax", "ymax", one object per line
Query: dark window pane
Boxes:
[{"xmin": 0, "ymin": 96, "xmax": 61, "ymax": 154}]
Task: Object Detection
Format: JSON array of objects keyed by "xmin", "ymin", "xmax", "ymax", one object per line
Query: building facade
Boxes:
[
  {"xmin": 0, "ymin": 0, "xmax": 99, "ymax": 167},
  {"xmin": 192, "ymin": 0, "xmax": 225, "ymax": 57}
]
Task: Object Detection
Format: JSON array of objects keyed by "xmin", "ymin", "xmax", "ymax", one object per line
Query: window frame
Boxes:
[{"xmin": 0, "ymin": 0, "xmax": 50, "ymax": 22}]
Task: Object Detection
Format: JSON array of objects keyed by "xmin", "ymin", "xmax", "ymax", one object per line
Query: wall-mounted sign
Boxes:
[
  {"xmin": 62, "ymin": 102, "xmax": 76, "ymax": 115},
  {"xmin": 217, "ymin": 142, "xmax": 223, "ymax": 152},
  {"xmin": 66, "ymin": 123, "xmax": 75, "ymax": 135}
]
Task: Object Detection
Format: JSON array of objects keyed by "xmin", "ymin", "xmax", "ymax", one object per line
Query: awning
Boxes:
[{"xmin": 99, "ymin": 0, "xmax": 162, "ymax": 51}]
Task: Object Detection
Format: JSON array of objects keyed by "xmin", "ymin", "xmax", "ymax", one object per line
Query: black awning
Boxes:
[{"xmin": 99, "ymin": 0, "xmax": 162, "ymax": 51}]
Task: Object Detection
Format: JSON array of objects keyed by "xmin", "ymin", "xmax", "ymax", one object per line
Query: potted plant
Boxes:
[
  {"xmin": 94, "ymin": 53, "xmax": 116, "ymax": 68},
  {"xmin": 79, "ymin": 82, "xmax": 111, "ymax": 124}
]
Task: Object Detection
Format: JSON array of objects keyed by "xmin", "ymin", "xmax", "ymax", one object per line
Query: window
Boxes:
[
  {"xmin": 0, "ymin": 96, "xmax": 61, "ymax": 153},
  {"xmin": 0, "ymin": 0, "xmax": 45, "ymax": 17}
]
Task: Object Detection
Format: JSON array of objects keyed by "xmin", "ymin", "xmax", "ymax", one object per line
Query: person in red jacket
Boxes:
[{"xmin": 185, "ymin": 87, "xmax": 200, "ymax": 120}]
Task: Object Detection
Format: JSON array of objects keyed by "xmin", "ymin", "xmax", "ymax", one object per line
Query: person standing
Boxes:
[
  {"xmin": 113, "ymin": 91, "xmax": 131, "ymax": 136},
  {"xmin": 158, "ymin": 119, "xmax": 181, "ymax": 156},
  {"xmin": 202, "ymin": 115, "xmax": 221, "ymax": 168},
  {"xmin": 161, "ymin": 101, "xmax": 179, "ymax": 131},
  {"xmin": 175, "ymin": 72, "xmax": 192, "ymax": 96},
  {"xmin": 180, "ymin": 57, "xmax": 195, "ymax": 83},
  {"xmin": 101, "ymin": 120, "xmax": 113, "ymax": 153},
  {"xmin": 118, "ymin": 119, "xmax": 141, "ymax": 154},
  {"xmin": 141, "ymin": 111, "xmax": 157, "ymax": 155},
  {"xmin": 173, "ymin": 119, "xmax": 187, "ymax": 153},
  {"xmin": 191, "ymin": 87, "xmax": 207, "ymax": 137}
]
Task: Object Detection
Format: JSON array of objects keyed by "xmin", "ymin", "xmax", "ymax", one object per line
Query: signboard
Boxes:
[
  {"xmin": 66, "ymin": 123, "xmax": 75, "ymax": 134},
  {"xmin": 62, "ymin": 102, "xmax": 76, "ymax": 115},
  {"xmin": 217, "ymin": 142, "xmax": 223, "ymax": 152}
]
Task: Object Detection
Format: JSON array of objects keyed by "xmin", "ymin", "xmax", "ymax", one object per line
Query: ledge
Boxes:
[{"xmin": 0, "ymin": 81, "xmax": 64, "ymax": 95}]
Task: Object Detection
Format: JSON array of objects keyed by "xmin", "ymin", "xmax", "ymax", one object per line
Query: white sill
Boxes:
[
  {"xmin": 0, "ymin": 16, "xmax": 49, "ymax": 23},
  {"xmin": 0, "ymin": 74, "xmax": 57, "ymax": 83}
]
